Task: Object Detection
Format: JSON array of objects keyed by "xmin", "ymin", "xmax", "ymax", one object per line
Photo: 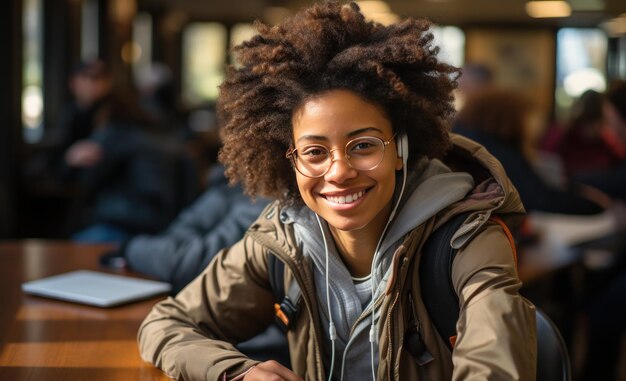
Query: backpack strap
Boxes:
[
  {"xmin": 419, "ymin": 212, "xmax": 470, "ymax": 350},
  {"xmin": 419, "ymin": 213, "xmax": 517, "ymax": 350},
  {"xmin": 268, "ymin": 253, "xmax": 285, "ymax": 304},
  {"xmin": 268, "ymin": 253, "xmax": 301, "ymax": 331}
]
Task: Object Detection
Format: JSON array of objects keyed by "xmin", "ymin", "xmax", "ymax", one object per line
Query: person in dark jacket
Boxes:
[
  {"xmin": 556, "ymin": 90, "xmax": 624, "ymax": 177},
  {"xmin": 454, "ymin": 86, "xmax": 609, "ymax": 215},
  {"xmin": 114, "ymin": 165, "xmax": 269, "ymax": 293},
  {"xmin": 68, "ymin": 114, "xmax": 178, "ymax": 242},
  {"xmin": 571, "ymin": 81, "xmax": 626, "ymax": 202},
  {"xmin": 47, "ymin": 60, "xmax": 114, "ymax": 182},
  {"xmin": 57, "ymin": 66, "xmax": 179, "ymax": 242}
]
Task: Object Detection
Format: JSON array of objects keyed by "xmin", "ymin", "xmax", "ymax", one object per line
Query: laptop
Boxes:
[{"xmin": 22, "ymin": 270, "xmax": 172, "ymax": 307}]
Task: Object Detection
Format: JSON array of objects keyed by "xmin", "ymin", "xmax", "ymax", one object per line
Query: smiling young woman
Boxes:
[
  {"xmin": 291, "ymin": 90, "xmax": 402, "ymax": 253},
  {"xmin": 137, "ymin": 2, "xmax": 537, "ymax": 381}
]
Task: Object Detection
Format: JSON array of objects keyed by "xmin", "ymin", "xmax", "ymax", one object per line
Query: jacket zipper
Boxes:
[{"xmin": 385, "ymin": 291, "xmax": 400, "ymax": 380}]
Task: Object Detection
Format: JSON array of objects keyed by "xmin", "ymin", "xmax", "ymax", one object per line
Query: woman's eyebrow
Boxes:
[
  {"xmin": 296, "ymin": 126, "xmax": 385, "ymax": 144},
  {"xmin": 346, "ymin": 126, "xmax": 384, "ymax": 138},
  {"xmin": 296, "ymin": 134, "xmax": 329, "ymax": 144}
]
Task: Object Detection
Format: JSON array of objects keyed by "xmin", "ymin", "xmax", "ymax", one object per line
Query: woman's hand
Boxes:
[
  {"xmin": 65, "ymin": 140, "xmax": 103, "ymax": 167},
  {"xmin": 243, "ymin": 360, "xmax": 303, "ymax": 381}
]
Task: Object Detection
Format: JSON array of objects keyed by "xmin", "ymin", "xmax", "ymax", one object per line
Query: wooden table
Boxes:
[{"xmin": 0, "ymin": 240, "xmax": 170, "ymax": 380}]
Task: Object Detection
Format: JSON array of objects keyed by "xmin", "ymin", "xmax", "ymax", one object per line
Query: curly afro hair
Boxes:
[{"xmin": 218, "ymin": 1, "xmax": 459, "ymax": 204}]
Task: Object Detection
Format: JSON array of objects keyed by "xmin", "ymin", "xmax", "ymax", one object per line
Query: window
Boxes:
[
  {"xmin": 182, "ymin": 22, "xmax": 227, "ymax": 106},
  {"xmin": 555, "ymin": 28, "xmax": 608, "ymax": 121},
  {"xmin": 432, "ymin": 25, "xmax": 465, "ymax": 67},
  {"xmin": 81, "ymin": 0, "xmax": 99, "ymax": 61},
  {"xmin": 131, "ymin": 12, "xmax": 153, "ymax": 85},
  {"xmin": 229, "ymin": 23, "xmax": 256, "ymax": 65},
  {"xmin": 22, "ymin": 0, "xmax": 44, "ymax": 143}
]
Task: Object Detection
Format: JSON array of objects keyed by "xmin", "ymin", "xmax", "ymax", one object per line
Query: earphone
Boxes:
[
  {"xmin": 316, "ymin": 214, "xmax": 337, "ymax": 381},
  {"xmin": 396, "ymin": 133, "xmax": 409, "ymax": 165},
  {"xmin": 365, "ymin": 132, "xmax": 410, "ymax": 380}
]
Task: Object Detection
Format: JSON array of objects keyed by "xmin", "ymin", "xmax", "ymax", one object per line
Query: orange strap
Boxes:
[
  {"xmin": 449, "ymin": 335, "xmax": 457, "ymax": 348},
  {"xmin": 488, "ymin": 215, "xmax": 518, "ymax": 272},
  {"xmin": 274, "ymin": 303, "xmax": 290, "ymax": 326}
]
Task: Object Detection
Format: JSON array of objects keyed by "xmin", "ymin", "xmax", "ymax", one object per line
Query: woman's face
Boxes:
[{"xmin": 291, "ymin": 89, "xmax": 403, "ymax": 234}]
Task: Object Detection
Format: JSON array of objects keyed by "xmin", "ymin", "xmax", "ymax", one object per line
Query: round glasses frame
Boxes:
[{"xmin": 285, "ymin": 134, "xmax": 396, "ymax": 178}]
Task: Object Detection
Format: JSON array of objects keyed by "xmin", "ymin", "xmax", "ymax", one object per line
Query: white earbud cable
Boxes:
[
  {"xmin": 316, "ymin": 214, "xmax": 336, "ymax": 381},
  {"xmin": 368, "ymin": 134, "xmax": 408, "ymax": 380}
]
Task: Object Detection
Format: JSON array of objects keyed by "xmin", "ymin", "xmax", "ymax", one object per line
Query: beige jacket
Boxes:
[{"xmin": 138, "ymin": 134, "xmax": 537, "ymax": 380}]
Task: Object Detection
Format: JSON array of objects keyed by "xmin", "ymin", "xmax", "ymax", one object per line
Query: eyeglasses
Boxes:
[{"xmin": 286, "ymin": 134, "xmax": 396, "ymax": 178}]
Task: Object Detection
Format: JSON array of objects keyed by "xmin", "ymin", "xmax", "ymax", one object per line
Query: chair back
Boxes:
[{"xmin": 536, "ymin": 309, "xmax": 572, "ymax": 381}]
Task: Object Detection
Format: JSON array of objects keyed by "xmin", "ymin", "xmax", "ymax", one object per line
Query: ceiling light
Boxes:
[
  {"xmin": 526, "ymin": 1, "xmax": 572, "ymax": 18},
  {"xmin": 355, "ymin": 1, "xmax": 399, "ymax": 25},
  {"xmin": 356, "ymin": 1, "xmax": 391, "ymax": 15}
]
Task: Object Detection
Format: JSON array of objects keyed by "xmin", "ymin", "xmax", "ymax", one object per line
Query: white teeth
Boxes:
[{"xmin": 327, "ymin": 191, "xmax": 365, "ymax": 204}]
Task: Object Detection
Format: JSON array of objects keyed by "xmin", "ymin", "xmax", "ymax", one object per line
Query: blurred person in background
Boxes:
[
  {"xmin": 100, "ymin": 110, "xmax": 268, "ymax": 293},
  {"xmin": 570, "ymin": 81, "xmax": 626, "ymax": 202},
  {"xmin": 454, "ymin": 86, "xmax": 611, "ymax": 215},
  {"xmin": 554, "ymin": 89, "xmax": 625, "ymax": 177},
  {"xmin": 42, "ymin": 60, "xmax": 179, "ymax": 243},
  {"xmin": 65, "ymin": 83, "xmax": 179, "ymax": 243},
  {"xmin": 454, "ymin": 62, "xmax": 494, "ymax": 110},
  {"xmin": 101, "ymin": 163, "xmax": 270, "ymax": 293},
  {"xmin": 136, "ymin": 62, "xmax": 189, "ymax": 137},
  {"xmin": 45, "ymin": 60, "xmax": 113, "ymax": 181}
]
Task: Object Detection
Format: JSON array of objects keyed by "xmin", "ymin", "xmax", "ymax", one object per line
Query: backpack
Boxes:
[{"xmin": 268, "ymin": 212, "xmax": 516, "ymax": 353}]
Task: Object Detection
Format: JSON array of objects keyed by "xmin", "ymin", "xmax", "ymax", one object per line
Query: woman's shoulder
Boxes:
[
  {"xmin": 451, "ymin": 220, "xmax": 519, "ymax": 286},
  {"xmin": 243, "ymin": 200, "xmax": 306, "ymax": 261},
  {"xmin": 246, "ymin": 200, "xmax": 293, "ymax": 238}
]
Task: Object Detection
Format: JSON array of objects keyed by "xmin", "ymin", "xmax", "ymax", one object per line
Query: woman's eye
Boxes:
[
  {"xmin": 352, "ymin": 141, "xmax": 375, "ymax": 150},
  {"xmin": 300, "ymin": 147, "xmax": 328, "ymax": 161},
  {"xmin": 350, "ymin": 140, "xmax": 378, "ymax": 154},
  {"xmin": 302, "ymin": 148, "xmax": 324, "ymax": 156}
]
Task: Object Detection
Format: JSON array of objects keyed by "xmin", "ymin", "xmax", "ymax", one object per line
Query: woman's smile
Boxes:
[{"xmin": 321, "ymin": 187, "xmax": 370, "ymax": 208}]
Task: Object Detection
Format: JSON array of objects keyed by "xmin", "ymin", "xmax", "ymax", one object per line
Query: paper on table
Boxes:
[{"xmin": 527, "ymin": 210, "xmax": 617, "ymax": 248}]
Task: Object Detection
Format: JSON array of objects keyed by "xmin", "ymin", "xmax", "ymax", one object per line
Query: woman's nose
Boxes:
[{"xmin": 324, "ymin": 151, "xmax": 357, "ymax": 183}]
